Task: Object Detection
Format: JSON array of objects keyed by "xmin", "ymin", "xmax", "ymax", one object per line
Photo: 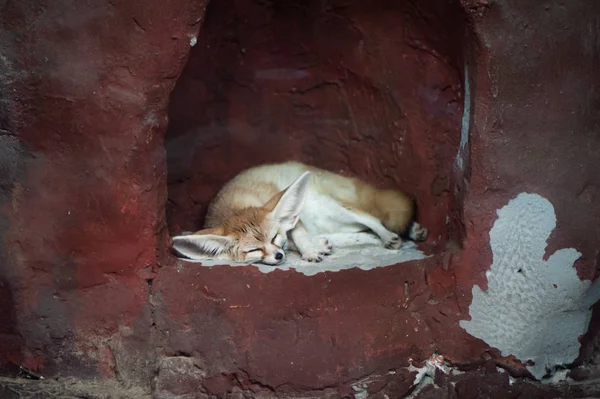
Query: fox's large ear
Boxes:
[
  {"xmin": 265, "ymin": 171, "xmax": 311, "ymax": 231},
  {"xmin": 172, "ymin": 227, "xmax": 234, "ymax": 260}
]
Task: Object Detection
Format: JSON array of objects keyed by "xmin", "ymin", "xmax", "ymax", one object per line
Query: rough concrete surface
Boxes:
[{"xmin": 181, "ymin": 233, "xmax": 428, "ymax": 276}]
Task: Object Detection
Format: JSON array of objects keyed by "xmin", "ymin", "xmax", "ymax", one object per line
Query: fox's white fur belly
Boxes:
[{"xmin": 300, "ymin": 192, "xmax": 366, "ymax": 234}]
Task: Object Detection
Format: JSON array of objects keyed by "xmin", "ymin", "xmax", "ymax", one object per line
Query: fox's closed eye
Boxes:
[{"xmin": 246, "ymin": 248, "xmax": 262, "ymax": 253}]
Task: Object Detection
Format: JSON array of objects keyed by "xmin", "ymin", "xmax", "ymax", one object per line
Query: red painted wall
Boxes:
[{"xmin": 0, "ymin": 0, "xmax": 599, "ymax": 397}]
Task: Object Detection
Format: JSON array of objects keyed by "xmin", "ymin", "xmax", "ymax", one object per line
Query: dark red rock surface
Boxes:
[
  {"xmin": 0, "ymin": 0, "xmax": 207, "ymax": 381},
  {"xmin": 0, "ymin": 0, "xmax": 599, "ymax": 397},
  {"xmin": 154, "ymin": 258, "xmax": 489, "ymax": 394}
]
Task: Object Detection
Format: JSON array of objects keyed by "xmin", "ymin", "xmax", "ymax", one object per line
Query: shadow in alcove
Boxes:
[{"xmin": 164, "ymin": 0, "xmax": 471, "ymax": 266}]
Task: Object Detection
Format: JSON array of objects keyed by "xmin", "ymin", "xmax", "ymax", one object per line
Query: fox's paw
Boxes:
[
  {"xmin": 316, "ymin": 238, "xmax": 333, "ymax": 255},
  {"xmin": 383, "ymin": 233, "xmax": 403, "ymax": 250},
  {"xmin": 409, "ymin": 222, "xmax": 428, "ymax": 242},
  {"xmin": 302, "ymin": 250, "xmax": 324, "ymax": 263},
  {"xmin": 301, "ymin": 239, "xmax": 332, "ymax": 262}
]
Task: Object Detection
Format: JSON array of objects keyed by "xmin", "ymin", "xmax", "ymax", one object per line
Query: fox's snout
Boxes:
[{"xmin": 260, "ymin": 249, "xmax": 286, "ymax": 265}]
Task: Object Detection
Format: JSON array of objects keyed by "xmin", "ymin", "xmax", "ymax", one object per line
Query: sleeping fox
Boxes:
[{"xmin": 172, "ymin": 161, "xmax": 427, "ymax": 265}]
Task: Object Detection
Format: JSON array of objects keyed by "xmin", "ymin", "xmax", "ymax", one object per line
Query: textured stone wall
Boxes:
[
  {"xmin": 0, "ymin": 0, "xmax": 599, "ymax": 397},
  {"xmin": 0, "ymin": 0, "xmax": 206, "ymax": 384}
]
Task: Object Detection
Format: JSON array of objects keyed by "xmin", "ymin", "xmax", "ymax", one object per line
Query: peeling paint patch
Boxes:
[
  {"xmin": 405, "ymin": 354, "xmax": 452, "ymax": 398},
  {"xmin": 179, "ymin": 232, "xmax": 427, "ymax": 276},
  {"xmin": 351, "ymin": 383, "xmax": 369, "ymax": 399},
  {"xmin": 460, "ymin": 192, "xmax": 598, "ymax": 379}
]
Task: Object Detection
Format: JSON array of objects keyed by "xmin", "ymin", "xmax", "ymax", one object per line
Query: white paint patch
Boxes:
[
  {"xmin": 352, "ymin": 386, "xmax": 368, "ymax": 399},
  {"xmin": 460, "ymin": 192, "xmax": 598, "ymax": 379},
  {"xmin": 407, "ymin": 363, "xmax": 429, "ymax": 386},
  {"xmin": 189, "ymin": 36, "xmax": 197, "ymax": 47},
  {"xmin": 350, "ymin": 374, "xmax": 385, "ymax": 399},
  {"xmin": 455, "ymin": 60, "xmax": 470, "ymax": 171},
  {"xmin": 178, "ymin": 232, "xmax": 427, "ymax": 276},
  {"xmin": 405, "ymin": 354, "xmax": 450, "ymax": 398},
  {"xmin": 542, "ymin": 368, "xmax": 572, "ymax": 385}
]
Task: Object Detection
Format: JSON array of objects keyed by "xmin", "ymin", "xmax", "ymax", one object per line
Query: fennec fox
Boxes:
[{"xmin": 172, "ymin": 161, "xmax": 427, "ymax": 265}]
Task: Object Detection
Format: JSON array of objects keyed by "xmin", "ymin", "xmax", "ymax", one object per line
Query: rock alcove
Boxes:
[{"xmin": 165, "ymin": 0, "xmax": 471, "ymax": 268}]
